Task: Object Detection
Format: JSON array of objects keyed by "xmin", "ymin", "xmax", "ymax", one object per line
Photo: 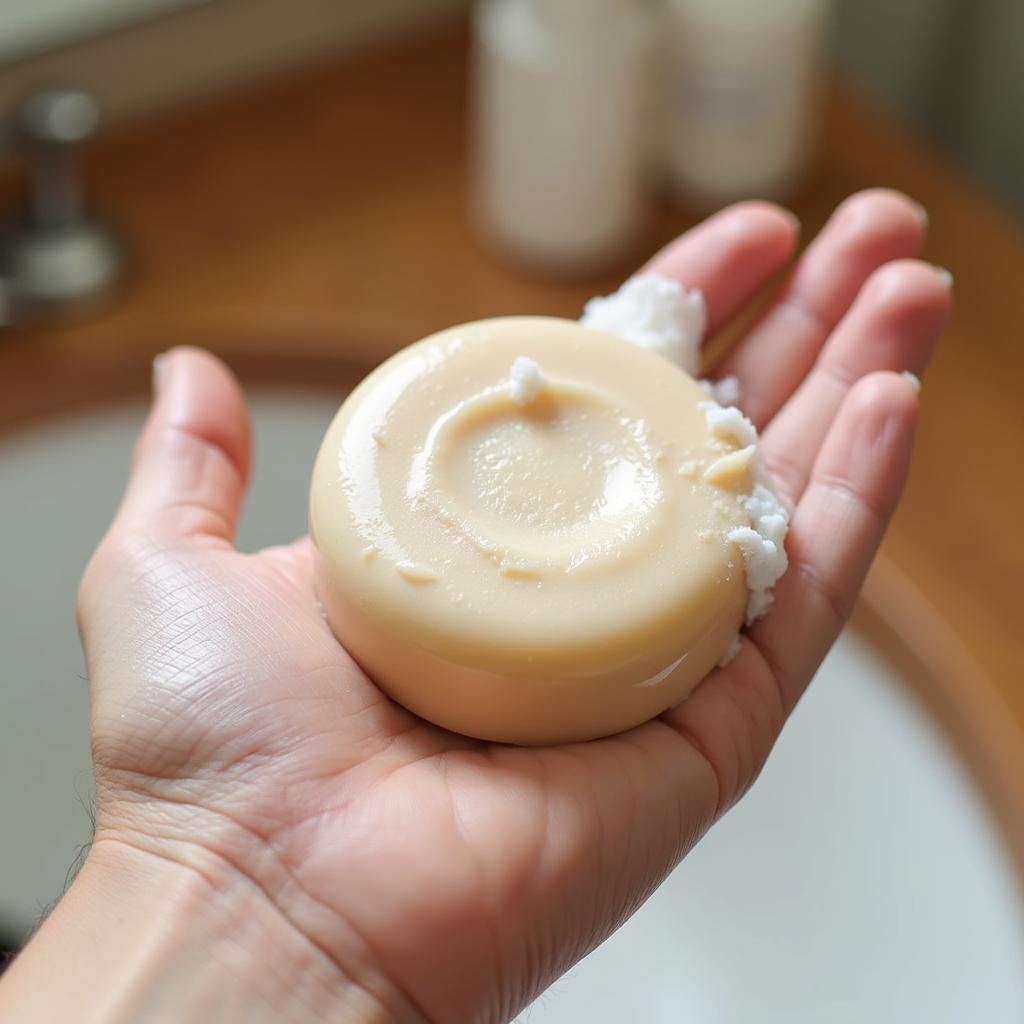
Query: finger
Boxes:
[
  {"xmin": 643, "ymin": 201, "xmax": 799, "ymax": 335},
  {"xmin": 760, "ymin": 259, "xmax": 950, "ymax": 506},
  {"xmin": 752, "ymin": 371, "xmax": 919, "ymax": 709},
  {"xmin": 114, "ymin": 346, "xmax": 251, "ymax": 544},
  {"xmin": 657, "ymin": 635, "xmax": 785, "ymax": 816},
  {"xmin": 716, "ymin": 188, "xmax": 927, "ymax": 426}
]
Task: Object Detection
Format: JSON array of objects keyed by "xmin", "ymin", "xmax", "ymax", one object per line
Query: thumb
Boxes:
[{"xmin": 113, "ymin": 346, "xmax": 251, "ymax": 544}]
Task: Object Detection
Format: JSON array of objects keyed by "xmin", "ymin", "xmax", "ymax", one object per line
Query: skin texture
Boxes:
[{"xmin": 1, "ymin": 191, "xmax": 950, "ymax": 1023}]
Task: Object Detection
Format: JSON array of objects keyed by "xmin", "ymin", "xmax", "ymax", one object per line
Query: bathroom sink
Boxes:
[{"xmin": 2, "ymin": 389, "xmax": 1022, "ymax": 1021}]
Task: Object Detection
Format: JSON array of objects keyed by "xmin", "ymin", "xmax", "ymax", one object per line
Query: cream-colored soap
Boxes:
[{"xmin": 310, "ymin": 317, "xmax": 750, "ymax": 745}]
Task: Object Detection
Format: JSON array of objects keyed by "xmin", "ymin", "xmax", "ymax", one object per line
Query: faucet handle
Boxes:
[
  {"xmin": 0, "ymin": 85, "xmax": 124, "ymax": 321},
  {"xmin": 18, "ymin": 87, "xmax": 100, "ymax": 147}
]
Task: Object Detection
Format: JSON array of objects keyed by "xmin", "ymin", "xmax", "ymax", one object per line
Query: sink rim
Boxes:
[{"xmin": 3, "ymin": 338, "xmax": 1022, "ymax": 894}]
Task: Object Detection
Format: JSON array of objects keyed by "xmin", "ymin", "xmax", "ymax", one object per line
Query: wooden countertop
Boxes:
[{"xmin": 1, "ymin": 28, "xmax": 1021, "ymax": 844}]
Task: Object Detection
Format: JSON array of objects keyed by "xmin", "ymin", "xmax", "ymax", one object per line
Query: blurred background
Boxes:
[
  {"xmin": 0, "ymin": 2, "xmax": 1022, "ymax": 1020},
  {"xmin": 1, "ymin": 0, "xmax": 1022, "ymax": 215}
]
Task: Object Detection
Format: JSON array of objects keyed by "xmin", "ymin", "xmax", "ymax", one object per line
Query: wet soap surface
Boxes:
[{"xmin": 310, "ymin": 317, "xmax": 752, "ymax": 743}]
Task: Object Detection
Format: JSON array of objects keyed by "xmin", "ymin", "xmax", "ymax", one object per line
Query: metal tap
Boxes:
[{"xmin": 0, "ymin": 86, "xmax": 124, "ymax": 327}]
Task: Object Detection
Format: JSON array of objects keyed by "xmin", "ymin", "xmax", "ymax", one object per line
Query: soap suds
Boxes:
[
  {"xmin": 727, "ymin": 483, "xmax": 790, "ymax": 625},
  {"xmin": 580, "ymin": 274, "xmax": 706, "ymax": 376},
  {"xmin": 700, "ymin": 402, "xmax": 758, "ymax": 448},
  {"xmin": 699, "ymin": 375, "xmax": 742, "ymax": 407},
  {"xmin": 580, "ymin": 277, "xmax": 789, "ymax": 628},
  {"xmin": 699, "ymin": 397, "xmax": 790, "ymax": 625},
  {"xmin": 508, "ymin": 356, "xmax": 546, "ymax": 404}
]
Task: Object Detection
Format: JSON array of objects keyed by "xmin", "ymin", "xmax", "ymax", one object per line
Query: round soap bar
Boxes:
[{"xmin": 310, "ymin": 316, "xmax": 751, "ymax": 745}]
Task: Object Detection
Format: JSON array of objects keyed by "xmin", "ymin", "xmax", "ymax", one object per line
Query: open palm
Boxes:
[{"xmin": 77, "ymin": 191, "xmax": 949, "ymax": 1023}]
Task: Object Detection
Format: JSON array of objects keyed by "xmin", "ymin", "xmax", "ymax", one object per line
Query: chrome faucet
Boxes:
[{"xmin": 0, "ymin": 86, "xmax": 124, "ymax": 327}]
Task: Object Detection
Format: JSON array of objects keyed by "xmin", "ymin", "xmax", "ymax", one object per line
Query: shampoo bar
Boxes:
[{"xmin": 310, "ymin": 317, "xmax": 756, "ymax": 744}]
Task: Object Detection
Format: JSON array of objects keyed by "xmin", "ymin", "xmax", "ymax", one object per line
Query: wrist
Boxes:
[{"xmin": 0, "ymin": 837, "xmax": 409, "ymax": 1024}]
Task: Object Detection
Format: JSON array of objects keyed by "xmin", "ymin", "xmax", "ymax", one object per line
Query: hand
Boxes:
[{"xmin": 0, "ymin": 190, "xmax": 949, "ymax": 1023}]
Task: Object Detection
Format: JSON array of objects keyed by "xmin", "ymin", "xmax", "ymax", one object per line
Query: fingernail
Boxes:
[
  {"xmin": 782, "ymin": 209, "xmax": 801, "ymax": 233},
  {"xmin": 901, "ymin": 370, "xmax": 922, "ymax": 393},
  {"xmin": 152, "ymin": 352, "xmax": 168, "ymax": 396},
  {"xmin": 933, "ymin": 265, "xmax": 954, "ymax": 289},
  {"xmin": 912, "ymin": 201, "xmax": 929, "ymax": 228}
]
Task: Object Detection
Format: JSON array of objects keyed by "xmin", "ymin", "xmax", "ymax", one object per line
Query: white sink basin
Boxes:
[{"xmin": 2, "ymin": 391, "xmax": 1022, "ymax": 1021}]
